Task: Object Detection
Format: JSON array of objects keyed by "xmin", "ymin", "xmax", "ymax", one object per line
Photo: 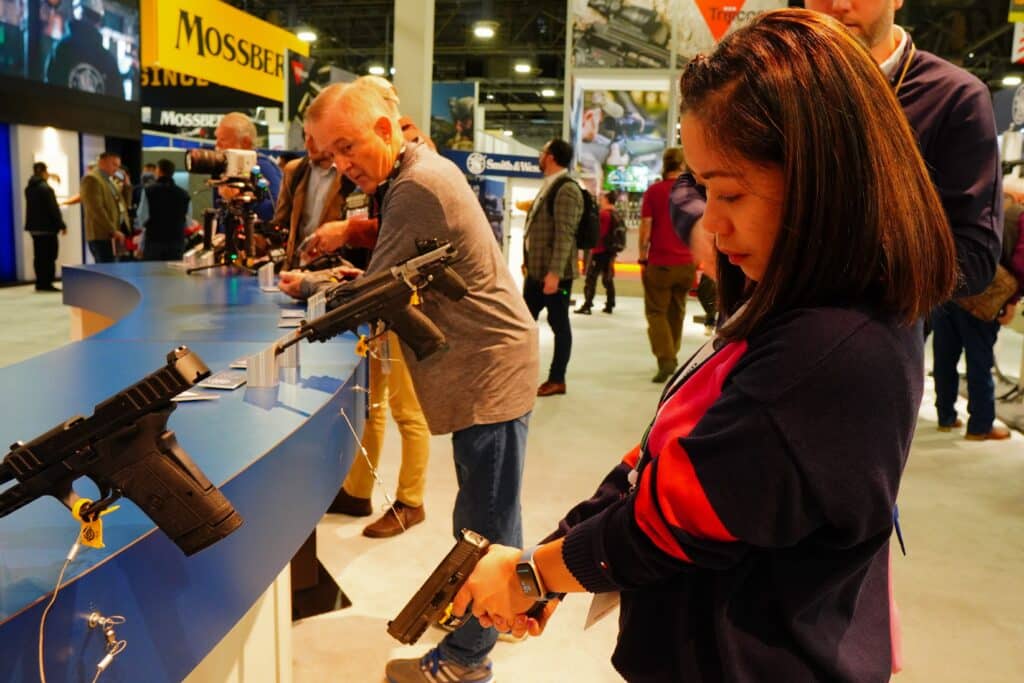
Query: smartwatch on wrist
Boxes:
[{"xmin": 516, "ymin": 544, "xmax": 563, "ymax": 602}]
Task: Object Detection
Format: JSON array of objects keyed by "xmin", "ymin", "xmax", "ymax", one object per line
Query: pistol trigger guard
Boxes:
[
  {"xmin": 80, "ymin": 490, "xmax": 123, "ymax": 521},
  {"xmin": 54, "ymin": 480, "xmax": 82, "ymax": 513}
]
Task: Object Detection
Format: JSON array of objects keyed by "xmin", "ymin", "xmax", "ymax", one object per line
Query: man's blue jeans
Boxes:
[
  {"xmin": 439, "ymin": 413, "xmax": 530, "ymax": 667},
  {"xmin": 932, "ymin": 302, "xmax": 1000, "ymax": 435}
]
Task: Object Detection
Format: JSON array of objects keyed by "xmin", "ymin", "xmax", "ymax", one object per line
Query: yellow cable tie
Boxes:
[
  {"xmin": 355, "ymin": 335, "xmax": 369, "ymax": 357},
  {"xmin": 70, "ymin": 498, "xmax": 120, "ymax": 549}
]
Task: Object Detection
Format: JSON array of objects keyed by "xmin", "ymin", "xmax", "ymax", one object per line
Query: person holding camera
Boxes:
[{"xmin": 214, "ymin": 112, "xmax": 282, "ymax": 222}]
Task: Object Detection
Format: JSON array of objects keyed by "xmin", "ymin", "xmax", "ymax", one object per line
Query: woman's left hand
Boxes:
[{"xmin": 451, "ymin": 545, "xmax": 542, "ymax": 633}]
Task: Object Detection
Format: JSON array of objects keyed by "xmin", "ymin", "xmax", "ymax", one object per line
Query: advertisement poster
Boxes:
[
  {"xmin": 572, "ymin": 0, "xmax": 672, "ymax": 69},
  {"xmin": 283, "ymin": 55, "xmax": 354, "ymax": 150},
  {"xmin": 573, "ymin": 88, "xmax": 670, "ymax": 197},
  {"xmin": 431, "ymin": 82, "xmax": 477, "ymax": 152},
  {"xmin": 674, "ymin": 0, "xmax": 785, "ymax": 63},
  {"xmin": 1, "ymin": 0, "xmax": 140, "ymax": 101}
]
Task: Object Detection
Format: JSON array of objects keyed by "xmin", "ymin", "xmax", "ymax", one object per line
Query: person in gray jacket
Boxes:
[{"xmin": 283, "ymin": 80, "xmax": 539, "ymax": 683}]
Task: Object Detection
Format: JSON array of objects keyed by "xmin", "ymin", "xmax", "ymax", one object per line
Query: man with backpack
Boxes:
[
  {"xmin": 523, "ymin": 138, "xmax": 585, "ymax": 397},
  {"xmin": 640, "ymin": 147, "xmax": 697, "ymax": 383},
  {"xmin": 576, "ymin": 191, "xmax": 625, "ymax": 315}
]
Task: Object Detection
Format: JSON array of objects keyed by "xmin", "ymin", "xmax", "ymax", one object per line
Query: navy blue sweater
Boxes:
[{"xmin": 549, "ymin": 308, "xmax": 923, "ymax": 681}]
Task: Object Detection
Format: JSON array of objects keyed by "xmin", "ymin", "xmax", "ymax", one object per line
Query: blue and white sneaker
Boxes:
[{"xmin": 385, "ymin": 647, "xmax": 494, "ymax": 683}]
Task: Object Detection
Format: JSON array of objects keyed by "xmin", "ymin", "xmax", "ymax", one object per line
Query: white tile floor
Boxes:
[{"xmin": 2, "ymin": 285, "xmax": 1022, "ymax": 682}]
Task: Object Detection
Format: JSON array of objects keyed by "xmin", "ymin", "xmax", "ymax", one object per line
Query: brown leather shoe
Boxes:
[
  {"xmin": 964, "ymin": 426, "xmax": 1012, "ymax": 441},
  {"xmin": 327, "ymin": 488, "xmax": 373, "ymax": 517},
  {"xmin": 537, "ymin": 381, "xmax": 566, "ymax": 396},
  {"xmin": 362, "ymin": 502, "xmax": 425, "ymax": 538},
  {"xmin": 937, "ymin": 418, "xmax": 964, "ymax": 432}
]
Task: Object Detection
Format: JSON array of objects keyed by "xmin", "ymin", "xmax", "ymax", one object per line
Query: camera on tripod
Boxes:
[{"xmin": 185, "ymin": 148, "xmax": 274, "ymax": 274}]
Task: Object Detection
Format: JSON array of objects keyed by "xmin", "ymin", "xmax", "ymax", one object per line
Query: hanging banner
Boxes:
[
  {"xmin": 573, "ymin": 1, "xmax": 672, "ymax": 69},
  {"xmin": 1011, "ymin": 1, "xmax": 1024, "ymax": 24},
  {"xmin": 572, "ymin": 89, "xmax": 670, "ymax": 197},
  {"xmin": 432, "ymin": 82, "xmax": 478, "ymax": 151},
  {"xmin": 1014, "ymin": 23, "xmax": 1024, "ymax": 64},
  {"xmin": 675, "ymin": 0, "xmax": 785, "ymax": 64},
  {"xmin": 140, "ymin": 0, "xmax": 309, "ymax": 101}
]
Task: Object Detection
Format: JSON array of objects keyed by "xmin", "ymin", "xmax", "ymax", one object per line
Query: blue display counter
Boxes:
[{"xmin": 0, "ymin": 263, "xmax": 365, "ymax": 682}]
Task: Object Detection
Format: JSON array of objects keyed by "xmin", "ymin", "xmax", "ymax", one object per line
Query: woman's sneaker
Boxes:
[{"xmin": 386, "ymin": 648, "xmax": 493, "ymax": 683}]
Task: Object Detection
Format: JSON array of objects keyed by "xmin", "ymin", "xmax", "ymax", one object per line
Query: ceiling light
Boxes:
[
  {"xmin": 473, "ymin": 21, "xmax": 497, "ymax": 39},
  {"xmin": 486, "ymin": 93, "xmax": 495, "ymax": 101},
  {"xmin": 1003, "ymin": 75, "xmax": 1022, "ymax": 87},
  {"xmin": 540, "ymin": 88, "xmax": 556, "ymax": 97},
  {"xmin": 390, "ymin": 67, "xmax": 396, "ymax": 75},
  {"xmin": 502, "ymin": 129, "xmax": 514, "ymax": 137},
  {"xmin": 368, "ymin": 65, "xmax": 386, "ymax": 76},
  {"xmin": 514, "ymin": 62, "xmax": 531, "ymax": 74},
  {"xmin": 296, "ymin": 29, "xmax": 317, "ymax": 43}
]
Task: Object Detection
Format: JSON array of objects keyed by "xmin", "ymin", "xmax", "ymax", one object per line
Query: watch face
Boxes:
[{"xmin": 515, "ymin": 564, "xmax": 542, "ymax": 598}]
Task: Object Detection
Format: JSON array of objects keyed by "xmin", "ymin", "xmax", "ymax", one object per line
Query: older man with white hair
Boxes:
[{"xmin": 301, "ymin": 80, "xmax": 538, "ymax": 683}]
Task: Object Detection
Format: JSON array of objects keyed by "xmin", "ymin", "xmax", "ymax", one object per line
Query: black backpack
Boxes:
[
  {"xmin": 546, "ymin": 176, "xmax": 600, "ymax": 250},
  {"xmin": 605, "ymin": 210, "xmax": 627, "ymax": 253}
]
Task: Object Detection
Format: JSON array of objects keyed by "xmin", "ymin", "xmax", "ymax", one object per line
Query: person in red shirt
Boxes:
[
  {"xmin": 576, "ymin": 192, "xmax": 624, "ymax": 314},
  {"xmin": 640, "ymin": 147, "xmax": 696, "ymax": 382}
]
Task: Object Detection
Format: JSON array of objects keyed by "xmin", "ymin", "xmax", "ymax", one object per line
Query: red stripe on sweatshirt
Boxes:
[
  {"xmin": 634, "ymin": 341, "xmax": 747, "ymax": 561},
  {"xmin": 621, "ymin": 444, "xmax": 642, "ymax": 468}
]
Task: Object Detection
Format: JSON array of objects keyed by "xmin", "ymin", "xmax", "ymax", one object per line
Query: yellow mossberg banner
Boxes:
[
  {"xmin": 1012, "ymin": 1, "xmax": 1024, "ymax": 23},
  {"xmin": 141, "ymin": 0, "xmax": 308, "ymax": 102}
]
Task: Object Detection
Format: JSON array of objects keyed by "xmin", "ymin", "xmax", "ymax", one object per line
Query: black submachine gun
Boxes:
[{"xmin": 278, "ymin": 240, "xmax": 468, "ymax": 361}]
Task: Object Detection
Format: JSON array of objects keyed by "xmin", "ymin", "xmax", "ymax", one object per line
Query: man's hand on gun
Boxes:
[
  {"xmin": 301, "ymin": 216, "xmax": 379, "ymax": 262},
  {"xmin": 451, "ymin": 544, "xmax": 560, "ymax": 639},
  {"xmin": 278, "ymin": 265, "xmax": 364, "ymax": 300},
  {"xmin": 300, "ymin": 220, "xmax": 348, "ymax": 261}
]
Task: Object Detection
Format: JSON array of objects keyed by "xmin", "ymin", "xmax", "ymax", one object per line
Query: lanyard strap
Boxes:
[{"xmin": 893, "ymin": 43, "xmax": 916, "ymax": 96}]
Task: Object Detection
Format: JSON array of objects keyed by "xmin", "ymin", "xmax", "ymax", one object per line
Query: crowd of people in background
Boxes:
[{"xmin": 16, "ymin": 7, "xmax": 1024, "ymax": 677}]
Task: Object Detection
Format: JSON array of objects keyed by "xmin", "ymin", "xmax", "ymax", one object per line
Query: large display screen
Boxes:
[{"xmin": 0, "ymin": 0, "xmax": 139, "ymax": 101}]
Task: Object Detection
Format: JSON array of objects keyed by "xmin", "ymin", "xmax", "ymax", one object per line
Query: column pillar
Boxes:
[{"xmin": 392, "ymin": 0, "xmax": 434, "ymax": 133}]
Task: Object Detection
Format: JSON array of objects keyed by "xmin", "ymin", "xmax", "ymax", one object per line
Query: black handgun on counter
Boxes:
[
  {"xmin": 388, "ymin": 529, "xmax": 491, "ymax": 644},
  {"xmin": 0, "ymin": 347, "xmax": 243, "ymax": 556},
  {"xmin": 278, "ymin": 240, "xmax": 468, "ymax": 360}
]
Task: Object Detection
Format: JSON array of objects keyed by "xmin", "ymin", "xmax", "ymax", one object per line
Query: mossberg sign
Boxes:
[
  {"xmin": 158, "ymin": 111, "xmax": 225, "ymax": 127},
  {"xmin": 141, "ymin": 0, "xmax": 308, "ymax": 101}
]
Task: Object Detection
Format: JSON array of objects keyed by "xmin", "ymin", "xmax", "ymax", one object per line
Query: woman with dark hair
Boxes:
[{"xmin": 439, "ymin": 9, "xmax": 957, "ymax": 683}]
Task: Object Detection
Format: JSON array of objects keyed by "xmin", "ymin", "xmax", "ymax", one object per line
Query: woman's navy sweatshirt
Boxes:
[{"xmin": 549, "ymin": 307, "xmax": 923, "ymax": 682}]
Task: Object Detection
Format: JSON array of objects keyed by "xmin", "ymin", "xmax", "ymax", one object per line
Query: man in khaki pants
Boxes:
[
  {"xmin": 639, "ymin": 147, "xmax": 697, "ymax": 383},
  {"xmin": 331, "ymin": 330, "xmax": 431, "ymax": 537}
]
